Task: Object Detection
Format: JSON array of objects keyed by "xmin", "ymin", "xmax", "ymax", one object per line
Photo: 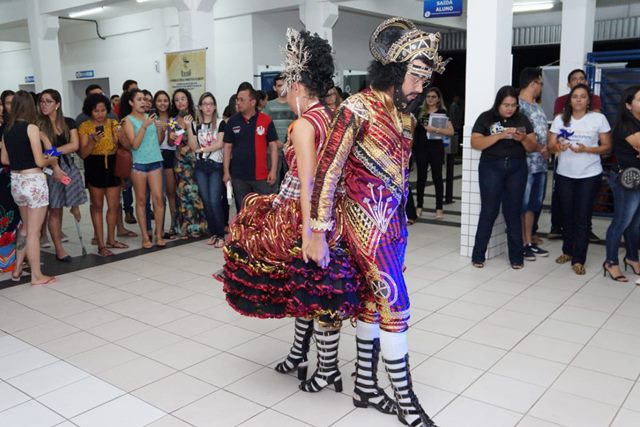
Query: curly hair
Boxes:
[
  {"xmin": 295, "ymin": 31, "xmax": 335, "ymax": 99},
  {"xmin": 82, "ymin": 93, "xmax": 111, "ymax": 117},
  {"xmin": 368, "ymin": 61, "xmax": 407, "ymax": 92}
]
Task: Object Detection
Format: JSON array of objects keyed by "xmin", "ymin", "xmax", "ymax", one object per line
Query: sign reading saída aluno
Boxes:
[{"xmin": 423, "ymin": 0, "xmax": 463, "ymax": 18}]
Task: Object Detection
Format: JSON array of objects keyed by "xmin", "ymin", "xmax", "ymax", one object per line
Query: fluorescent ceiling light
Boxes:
[
  {"xmin": 137, "ymin": 0, "xmax": 153, "ymax": 3},
  {"xmin": 513, "ymin": 1, "xmax": 554, "ymax": 13},
  {"xmin": 68, "ymin": 6, "xmax": 105, "ymax": 18}
]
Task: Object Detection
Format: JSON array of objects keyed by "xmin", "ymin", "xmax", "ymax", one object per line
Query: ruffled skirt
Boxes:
[{"xmin": 222, "ymin": 193, "xmax": 362, "ymax": 320}]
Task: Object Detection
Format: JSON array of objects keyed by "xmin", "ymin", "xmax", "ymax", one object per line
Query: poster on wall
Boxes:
[{"xmin": 166, "ymin": 48, "xmax": 206, "ymax": 104}]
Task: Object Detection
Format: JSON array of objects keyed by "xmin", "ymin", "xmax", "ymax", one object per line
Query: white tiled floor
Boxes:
[{"xmin": 1, "ymin": 222, "xmax": 640, "ymax": 427}]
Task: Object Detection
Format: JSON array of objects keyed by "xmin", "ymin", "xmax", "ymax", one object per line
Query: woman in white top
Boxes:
[
  {"xmin": 549, "ymin": 83, "xmax": 611, "ymax": 275},
  {"xmin": 190, "ymin": 92, "xmax": 226, "ymax": 247}
]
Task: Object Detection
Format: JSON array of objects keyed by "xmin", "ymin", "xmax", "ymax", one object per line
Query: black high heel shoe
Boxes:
[
  {"xmin": 275, "ymin": 318, "xmax": 313, "ymax": 380},
  {"xmin": 623, "ymin": 258, "xmax": 640, "ymax": 275},
  {"xmin": 603, "ymin": 261, "xmax": 628, "ymax": 282}
]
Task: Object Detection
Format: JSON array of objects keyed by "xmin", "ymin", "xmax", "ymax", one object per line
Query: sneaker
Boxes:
[
  {"xmin": 528, "ymin": 244, "xmax": 549, "ymax": 257},
  {"xmin": 523, "ymin": 246, "xmax": 536, "ymax": 261},
  {"xmin": 589, "ymin": 231, "xmax": 600, "ymax": 243},
  {"xmin": 547, "ymin": 228, "xmax": 562, "ymax": 240},
  {"xmin": 125, "ymin": 212, "xmax": 137, "ymax": 224}
]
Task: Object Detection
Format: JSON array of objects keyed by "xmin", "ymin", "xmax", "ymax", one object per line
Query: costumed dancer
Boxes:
[
  {"xmin": 221, "ymin": 29, "xmax": 361, "ymax": 387},
  {"xmin": 305, "ymin": 17, "xmax": 447, "ymax": 427}
]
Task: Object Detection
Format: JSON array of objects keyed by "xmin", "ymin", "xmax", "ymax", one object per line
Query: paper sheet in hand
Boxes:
[{"xmin": 427, "ymin": 113, "xmax": 448, "ymax": 140}]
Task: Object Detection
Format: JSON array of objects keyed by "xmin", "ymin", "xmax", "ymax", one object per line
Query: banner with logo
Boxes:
[
  {"xmin": 423, "ymin": 0, "xmax": 463, "ymax": 18},
  {"xmin": 166, "ymin": 48, "xmax": 206, "ymax": 103}
]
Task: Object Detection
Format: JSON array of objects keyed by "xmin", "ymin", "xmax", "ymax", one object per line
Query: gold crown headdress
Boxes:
[
  {"xmin": 281, "ymin": 28, "xmax": 311, "ymax": 91},
  {"xmin": 369, "ymin": 17, "xmax": 447, "ymax": 75}
]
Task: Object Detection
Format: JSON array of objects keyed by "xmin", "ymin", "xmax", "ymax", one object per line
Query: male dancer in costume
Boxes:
[{"xmin": 306, "ymin": 17, "xmax": 447, "ymax": 427}]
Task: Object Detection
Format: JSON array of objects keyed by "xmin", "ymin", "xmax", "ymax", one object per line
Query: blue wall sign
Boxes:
[
  {"xmin": 424, "ymin": 0, "xmax": 463, "ymax": 18},
  {"xmin": 75, "ymin": 70, "xmax": 95, "ymax": 79},
  {"xmin": 24, "ymin": 75, "xmax": 35, "ymax": 83}
]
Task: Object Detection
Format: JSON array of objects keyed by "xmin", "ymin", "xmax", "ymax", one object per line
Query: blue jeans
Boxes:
[
  {"xmin": 472, "ymin": 157, "xmax": 528, "ymax": 265},
  {"xmin": 522, "ymin": 171, "xmax": 547, "ymax": 213},
  {"xmin": 194, "ymin": 160, "xmax": 225, "ymax": 238},
  {"xmin": 556, "ymin": 173, "xmax": 601, "ymax": 265},
  {"xmin": 605, "ymin": 172, "xmax": 640, "ymax": 265}
]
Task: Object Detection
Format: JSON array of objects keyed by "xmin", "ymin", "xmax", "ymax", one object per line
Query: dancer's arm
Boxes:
[{"xmin": 291, "ymin": 118, "xmax": 317, "ymax": 262}]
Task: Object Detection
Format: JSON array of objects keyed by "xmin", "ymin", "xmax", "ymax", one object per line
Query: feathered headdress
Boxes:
[{"xmin": 281, "ymin": 28, "xmax": 311, "ymax": 92}]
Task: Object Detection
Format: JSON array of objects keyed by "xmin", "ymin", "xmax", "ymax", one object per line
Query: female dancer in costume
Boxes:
[{"xmin": 221, "ymin": 29, "xmax": 363, "ymax": 393}]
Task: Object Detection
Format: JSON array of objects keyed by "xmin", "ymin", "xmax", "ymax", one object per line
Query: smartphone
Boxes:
[
  {"xmin": 60, "ymin": 175, "xmax": 71, "ymax": 186},
  {"xmin": 516, "ymin": 126, "xmax": 526, "ymax": 134},
  {"xmin": 95, "ymin": 125, "xmax": 104, "ymax": 133},
  {"xmin": 149, "ymin": 108, "xmax": 157, "ymax": 116},
  {"xmin": 178, "ymin": 110, "xmax": 188, "ymax": 118}
]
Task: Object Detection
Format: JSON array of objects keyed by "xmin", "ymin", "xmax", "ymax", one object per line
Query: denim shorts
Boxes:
[
  {"xmin": 132, "ymin": 161, "xmax": 163, "ymax": 173},
  {"xmin": 522, "ymin": 171, "xmax": 547, "ymax": 213}
]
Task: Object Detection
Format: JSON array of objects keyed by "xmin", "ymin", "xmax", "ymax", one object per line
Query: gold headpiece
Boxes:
[
  {"xmin": 281, "ymin": 28, "xmax": 311, "ymax": 91},
  {"xmin": 369, "ymin": 17, "xmax": 447, "ymax": 75}
]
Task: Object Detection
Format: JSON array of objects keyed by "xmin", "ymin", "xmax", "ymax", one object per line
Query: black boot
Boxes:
[
  {"xmin": 299, "ymin": 322, "xmax": 342, "ymax": 393},
  {"xmin": 275, "ymin": 318, "xmax": 313, "ymax": 380},
  {"xmin": 384, "ymin": 354, "xmax": 437, "ymax": 427},
  {"xmin": 353, "ymin": 337, "xmax": 397, "ymax": 414}
]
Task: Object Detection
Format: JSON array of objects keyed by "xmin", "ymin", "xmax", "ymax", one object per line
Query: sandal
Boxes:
[
  {"xmin": 472, "ymin": 261, "xmax": 484, "ymax": 269},
  {"xmin": 572, "ymin": 263, "xmax": 586, "ymax": 275},
  {"xmin": 31, "ymin": 276, "xmax": 56, "ymax": 286},
  {"xmin": 142, "ymin": 239, "xmax": 153, "ymax": 249},
  {"xmin": 11, "ymin": 267, "xmax": 23, "ymax": 282},
  {"xmin": 603, "ymin": 261, "xmax": 628, "ymax": 282},
  {"xmin": 555, "ymin": 254, "xmax": 572, "ymax": 264},
  {"xmin": 106, "ymin": 241, "xmax": 129, "ymax": 249},
  {"xmin": 155, "ymin": 237, "xmax": 167, "ymax": 247},
  {"xmin": 117, "ymin": 229, "xmax": 138, "ymax": 238},
  {"xmin": 98, "ymin": 246, "xmax": 114, "ymax": 257},
  {"xmin": 511, "ymin": 263, "xmax": 524, "ymax": 270},
  {"xmin": 214, "ymin": 238, "xmax": 225, "ymax": 249},
  {"xmin": 207, "ymin": 236, "xmax": 217, "ymax": 246}
]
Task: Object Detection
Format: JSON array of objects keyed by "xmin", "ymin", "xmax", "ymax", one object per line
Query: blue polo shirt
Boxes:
[{"xmin": 224, "ymin": 111, "xmax": 278, "ymax": 180}]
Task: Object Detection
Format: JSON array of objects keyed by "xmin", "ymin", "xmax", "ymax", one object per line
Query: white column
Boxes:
[
  {"xmin": 24, "ymin": 0, "xmax": 63, "ymax": 92},
  {"xmin": 174, "ymin": 0, "xmax": 217, "ymax": 93},
  {"xmin": 460, "ymin": 0, "xmax": 513, "ymax": 258},
  {"xmin": 299, "ymin": 0, "xmax": 339, "ymax": 46},
  {"xmin": 558, "ymin": 0, "xmax": 596, "ymax": 95}
]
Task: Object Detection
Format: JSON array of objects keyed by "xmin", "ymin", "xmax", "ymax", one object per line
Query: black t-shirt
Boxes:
[
  {"xmin": 414, "ymin": 108, "xmax": 448, "ymax": 149},
  {"xmin": 218, "ymin": 120, "xmax": 226, "ymax": 134},
  {"xmin": 3, "ymin": 121, "xmax": 38, "ymax": 171},
  {"xmin": 614, "ymin": 118, "xmax": 640, "ymax": 169},
  {"xmin": 471, "ymin": 110, "xmax": 533, "ymax": 160},
  {"xmin": 53, "ymin": 117, "xmax": 77, "ymax": 147}
]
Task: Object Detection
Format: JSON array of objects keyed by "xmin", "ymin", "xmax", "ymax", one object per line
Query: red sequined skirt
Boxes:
[{"xmin": 222, "ymin": 193, "xmax": 363, "ymax": 320}]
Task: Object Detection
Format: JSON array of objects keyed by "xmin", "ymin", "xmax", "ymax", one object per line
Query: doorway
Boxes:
[{"xmin": 69, "ymin": 78, "xmax": 111, "ymax": 118}]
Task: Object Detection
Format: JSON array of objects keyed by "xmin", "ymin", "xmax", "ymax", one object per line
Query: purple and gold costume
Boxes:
[
  {"xmin": 223, "ymin": 103, "xmax": 361, "ymax": 320},
  {"xmin": 310, "ymin": 88, "xmax": 414, "ymax": 333}
]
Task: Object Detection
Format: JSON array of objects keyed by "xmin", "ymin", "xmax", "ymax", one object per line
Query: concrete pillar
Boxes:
[
  {"xmin": 174, "ymin": 0, "xmax": 217, "ymax": 93},
  {"xmin": 459, "ymin": 0, "xmax": 514, "ymax": 259},
  {"xmin": 24, "ymin": 0, "xmax": 63, "ymax": 93},
  {"xmin": 299, "ymin": 0, "xmax": 339, "ymax": 46},
  {"xmin": 558, "ymin": 0, "xmax": 596, "ymax": 95}
]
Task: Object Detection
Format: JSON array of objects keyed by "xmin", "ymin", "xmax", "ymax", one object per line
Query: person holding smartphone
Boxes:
[
  {"xmin": 470, "ymin": 86, "xmax": 537, "ymax": 269},
  {"xmin": 549, "ymin": 84, "xmax": 611, "ymax": 275},
  {"xmin": 37, "ymin": 89, "xmax": 88, "ymax": 263},
  {"xmin": 170, "ymin": 89, "xmax": 207, "ymax": 239},
  {"xmin": 1, "ymin": 91, "xmax": 64, "ymax": 285},
  {"xmin": 153, "ymin": 90, "xmax": 178, "ymax": 239},
  {"xmin": 120, "ymin": 89, "xmax": 167, "ymax": 248},
  {"xmin": 78, "ymin": 93, "xmax": 129, "ymax": 257}
]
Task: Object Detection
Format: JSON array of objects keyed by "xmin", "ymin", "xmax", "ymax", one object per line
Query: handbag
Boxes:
[
  {"xmin": 618, "ymin": 166, "xmax": 640, "ymax": 190},
  {"xmin": 114, "ymin": 144, "xmax": 133, "ymax": 179}
]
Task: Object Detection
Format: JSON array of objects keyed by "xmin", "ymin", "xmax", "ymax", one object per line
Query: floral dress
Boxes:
[{"xmin": 174, "ymin": 148, "xmax": 207, "ymax": 238}]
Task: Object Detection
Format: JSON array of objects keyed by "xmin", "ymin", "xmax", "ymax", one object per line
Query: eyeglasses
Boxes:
[
  {"xmin": 408, "ymin": 73, "xmax": 430, "ymax": 88},
  {"xmin": 39, "ymin": 99, "xmax": 55, "ymax": 105},
  {"xmin": 426, "ymin": 95, "xmax": 439, "ymax": 99},
  {"xmin": 201, "ymin": 102, "xmax": 216, "ymax": 107}
]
